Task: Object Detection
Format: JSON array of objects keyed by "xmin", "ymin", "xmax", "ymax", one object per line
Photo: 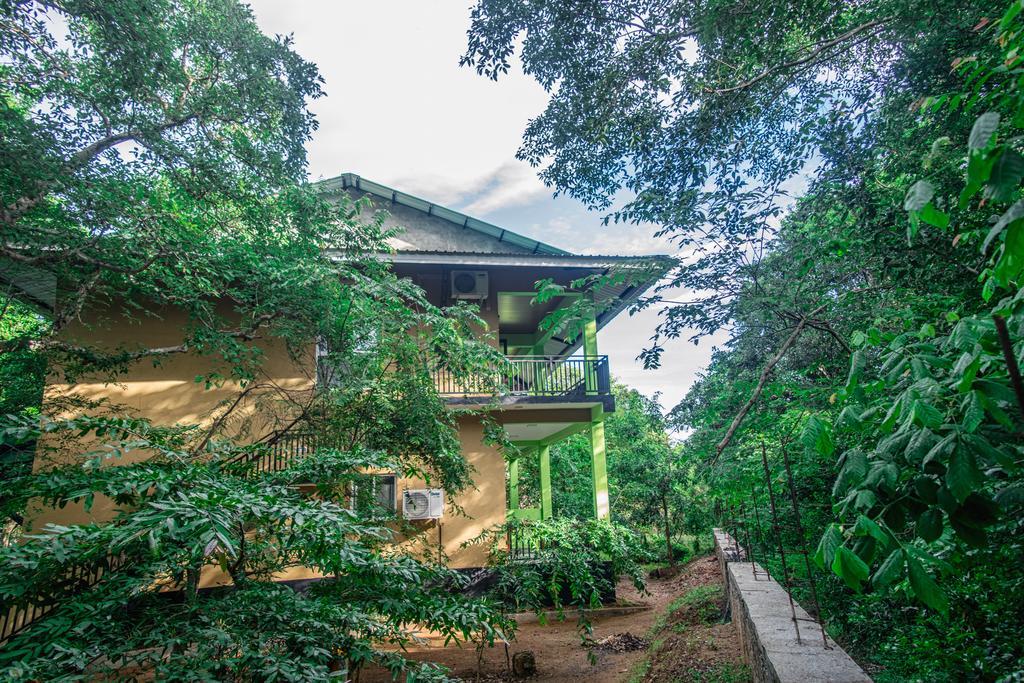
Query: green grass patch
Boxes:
[
  {"xmin": 647, "ymin": 597, "xmax": 685, "ymax": 638},
  {"xmin": 673, "ymin": 584, "xmax": 724, "ymax": 625},
  {"xmin": 680, "ymin": 662, "xmax": 751, "ymax": 682}
]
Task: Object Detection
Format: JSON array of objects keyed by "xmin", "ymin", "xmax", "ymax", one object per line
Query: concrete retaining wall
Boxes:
[{"xmin": 713, "ymin": 529, "xmax": 872, "ymax": 683}]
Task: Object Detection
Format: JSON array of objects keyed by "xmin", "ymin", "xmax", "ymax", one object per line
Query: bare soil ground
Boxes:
[{"xmin": 360, "ymin": 555, "xmax": 748, "ymax": 682}]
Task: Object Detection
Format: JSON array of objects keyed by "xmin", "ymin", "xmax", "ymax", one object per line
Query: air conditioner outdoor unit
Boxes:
[
  {"xmin": 450, "ymin": 270, "xmax": 488, "ymax": 299},
  {"xmin": 403, "ymin": 488, "xmax": 444, "ymax": 520}
]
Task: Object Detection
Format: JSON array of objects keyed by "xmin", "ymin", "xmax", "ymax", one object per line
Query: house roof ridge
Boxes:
[
  {"xmin": 389, "ymin": 248, "xmax": 673, "ymax": 260},
  {"xmin": 315, "ymin": 172, "xmax": 572, "ymax": 257}
]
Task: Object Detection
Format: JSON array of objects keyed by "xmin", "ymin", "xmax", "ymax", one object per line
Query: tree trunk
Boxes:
[{"xmin": 662, "ymin": 493, "xmax": 674, "ymax": 566}]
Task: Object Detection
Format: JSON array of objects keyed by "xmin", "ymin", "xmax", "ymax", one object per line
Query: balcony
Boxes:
[{"xmin": 433, "ymin": 355, "xmax": 612, "ymax": 408}]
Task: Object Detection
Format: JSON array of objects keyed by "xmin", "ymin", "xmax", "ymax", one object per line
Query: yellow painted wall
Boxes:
[
  {"xmin": 32, "ymin": 301, "xmax": 511, "ymax": 571},
  {"xmin": 29, "ymin": 300, "xmax": 316, "ymax": 529},
  {"xmin": 394, "ymin": 415, "xmax": 507, "ymax": 569},
  {"xmin": 242, "ymin": 415, "xmax": 507, "ymax": 585}
]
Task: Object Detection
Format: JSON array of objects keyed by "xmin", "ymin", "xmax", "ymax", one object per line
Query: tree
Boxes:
[
  {"xmin": 462, "ymin": 0, "xmax": 1002, "ymax": 436},
  {"xmin": 2, "ymin": 0, "xmax": 326, "ymax": 368},
  {"xmin": 465, "ymin": 0, "xmax": 1024, "ymax": 677},
  {"xmin": 0, "ymin": 1, "xmax": 511, "ymax": 679}
]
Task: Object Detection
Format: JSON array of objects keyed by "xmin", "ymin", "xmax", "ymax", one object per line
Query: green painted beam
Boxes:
[
  {"xmin": 539, "ymin": 445, "xmax": 552, "ymax": 519},
  {"xmin": 583, "ymin": 315, "xmax": 598, "ymax": 356}
]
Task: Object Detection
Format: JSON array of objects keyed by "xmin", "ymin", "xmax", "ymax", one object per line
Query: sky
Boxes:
[{"xmin": 245, "ymin": 0, "xmax": 724, "ymax": 411}]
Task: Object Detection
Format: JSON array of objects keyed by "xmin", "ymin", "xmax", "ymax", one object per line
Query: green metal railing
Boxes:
[{"xmin": 432, "ymin": 355, "xmax": 611, "ymax": 399}]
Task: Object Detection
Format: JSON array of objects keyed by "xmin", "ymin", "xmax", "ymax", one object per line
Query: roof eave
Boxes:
[{"xmin": 315, "ymin": 172, "xmax": 570, "ymax": 257}]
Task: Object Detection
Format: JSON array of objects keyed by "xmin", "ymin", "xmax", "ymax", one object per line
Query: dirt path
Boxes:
[{"xmin": 360, "ymin": 555, "xmax": 747, "ymax": 682}]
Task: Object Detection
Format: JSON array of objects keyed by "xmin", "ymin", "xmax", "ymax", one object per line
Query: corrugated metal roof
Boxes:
[{"xmin": 316, "ymin": 172, "xmax": 571, "ymax": 256}]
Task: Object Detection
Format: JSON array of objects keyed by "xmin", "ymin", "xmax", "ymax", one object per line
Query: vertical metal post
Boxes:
[
  {"xmin": 780, "ymin": 446, "xmax": 830, "ymax": 649},
  {"xmin": 750, "ymin": 483, "xmax": 771, "ymax": 580},
  {"xmin": 740, "ymin": 501, "xmax": 757, "ymax": 575},
  {"xmin": 761, "ymin": 442, "xmax": 802, "ymax": 645},
  {"xmin": 730, "ymin": 504, "xmax": 743, "ymax": 562}
]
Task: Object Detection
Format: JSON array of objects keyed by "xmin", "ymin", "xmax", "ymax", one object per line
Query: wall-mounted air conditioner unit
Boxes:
[
  {"xmin": 450, "ymin": 270, "xmax": 488, "ymax": 299},
  {"xmin": 403, "ymin": 488, "xmax": 444, "ymax": 520}
]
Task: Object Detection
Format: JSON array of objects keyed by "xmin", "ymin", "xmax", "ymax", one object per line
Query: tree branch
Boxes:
[
  {"xmin": 712, "ymin": 18, "xmax": 891, "ymax": 95},
  {"xmin": 714, "ymin": 303, "xmax": 827, "ymax": 459},
  {"xmin": 993, "ymin": 314, "xmax": 1024, "ymax": 424},
  {"xmin": 1, "ymin": 113, "xmax": 199, "ymax": 227}
]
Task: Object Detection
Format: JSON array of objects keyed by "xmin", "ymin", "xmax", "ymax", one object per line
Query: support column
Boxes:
[
  {"xmin": 583, "ymin": 316, "xmax": 598, "ymax": 356},
  {"xmin": 590, "ymin": 406, "xmax": 610, "ymax": 520},
  {"xmin": 539, "ymin": 445, "xmax": 552, "ymax": 519},
  {"xmin": 583, "ymin": 306, "xmax": 598, "ymax": 394},
  {"xmin": 508, "ymin": 458, "xmax": 519, "ymax": 512}
]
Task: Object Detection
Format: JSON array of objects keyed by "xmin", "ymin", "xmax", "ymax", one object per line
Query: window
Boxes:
[
  {"xmin": 348, "ymin": 474, "xmax": 397, "ymax": 515},
  {"xmin": 372, "ymin": 474, "xmax": 397, "ymax": 513}
]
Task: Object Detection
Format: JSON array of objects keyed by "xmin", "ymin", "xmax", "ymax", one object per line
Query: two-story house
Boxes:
[{"xmin": 8, "ymin": 172, "xmax": 668, "ymax": 576}]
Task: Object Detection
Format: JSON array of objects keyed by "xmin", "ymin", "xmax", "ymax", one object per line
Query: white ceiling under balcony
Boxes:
[{"xmin": 503, "ymin": 421, "xmax": 576, "ymax": 443}]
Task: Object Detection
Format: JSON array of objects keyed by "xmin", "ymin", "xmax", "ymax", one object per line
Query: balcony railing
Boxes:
[
  {"xmin": 226, "ymin": 432, "xmax": 317, "ymax": 474},
  {"xmin": 0, "ymin": 554, "xmax": 126, "ymax": 646},
  {"xmin": 433, "ymin": 355, "xmax": 611, "ymax": 401}
]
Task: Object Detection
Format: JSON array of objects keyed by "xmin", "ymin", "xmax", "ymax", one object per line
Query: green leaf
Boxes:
[
  {"xmin": 968, "ymin": 112, "xmax": 1000, "ymax": 150},
  {"xmin": 903, "ymin": 180, "xmax": 935, "ymax": 211},
  {"xmin": 918, "ymin": 203, "xmax": 949, "ymax": 229},
  {"xmin": 813, "ymin": 524, "xmax": 843, "ymax": 570},
  {"xmin": 910, "ymin": 400, "xmax": 943, "ymax": 429},
  {"xmin": 833, "ymin": 449, "xmax": 868, "ymax": 496},
  {"xmin": 831, "ymin": 546, "xmax": 870, "ymax": 591},
  {"xmin": 955, "ymin": 354, "xmax": 981, "ymax": 393},
  {"xmin": 962, "ymin": 391, "xmax": 985, "ymax": 433},
  {"xmin": 905, "ymin": 428, "xmax": 936, "ymax": 464},
  {"xmin": 872, "ymin": 549, "xmax": 905, "ymax": 588},
  {"xmin": 923, "ymin": 433, "xmax": 956, "ymax": 466},
  {"xmin": 916, "ymin": 508, "xmax": 944, "ymax": 542},
  {"xmin": 853, "ymin": 514, "xmax": 887, "ymax": 543},
  {"xmin": 950, "ymin": 516, "xmax": 988, "ymax": 547},
  {"xmin": 801, "ymin": 415, "xmax": 834, "ymax": 457},
  {"xmin": 907, "ymin": 554, "xmax": 948, "ymax": 613},
  {"xmin": 946, "ymin": 448, "xmax": 981, "ymax": 503},
  {"xmin": 993, "ymin": 222, "xmax": 1024, "ymax": 284},
  {"xmin": 1001, "ymin": 0, "xmax": 1023, "ymax": 29},
  {"xmin": 982, "ymin": 198, "xmax": 1024, "ymax": 253},
  {"xmin": 845, "ymin": 349, "xmax": 865, "ymax": 391},
  {"xmin": 986, "ymin": 148, "xmax": 1024, "ymax": 202},
  {"xmin": 963, "ymin": 434, "xmax": 1014, "ymax": 467}
]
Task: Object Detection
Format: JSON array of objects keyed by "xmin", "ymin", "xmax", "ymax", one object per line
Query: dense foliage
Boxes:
[
  {"xmin": 472, "ymin": 516, "xmax": 645, "ymax": 657},
  {"xmin": 0, "ymin": 1, "xmax": 509, "ymax": 680},
  {"xmin": 466, "ymin": 0, "xmax": 1024, "ymax": 679},
  {"xmin": 516, "ymin": 384, "xmax": 690, "ymax": 562},
  {"xmin": 0, "ymin": 416, "xmax": 510, "ymax": 681}
]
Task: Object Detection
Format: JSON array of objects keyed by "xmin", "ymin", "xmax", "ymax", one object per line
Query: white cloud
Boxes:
[
  {"xmin": 459, "ymin": 162, "xmax": 551, "ymax": 214},
  {"xmin": 246, "ymin": 0, "xmax": 549, "ymax": 191}
]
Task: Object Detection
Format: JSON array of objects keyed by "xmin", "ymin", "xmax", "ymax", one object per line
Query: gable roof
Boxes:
[
  {"xmin": 316, "ymin": 172, "xmax": 570, "ymax": 256},
  {"xmin": 317, "ymin": 172, "xmax": 674, "ymax": 359}
]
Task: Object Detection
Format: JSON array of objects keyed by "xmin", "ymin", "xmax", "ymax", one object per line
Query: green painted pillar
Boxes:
[
  {"xmin": 583, "ymin": 306, "xmax": 598, "ymax": 394},
  {"xmin": 508, "ymin": 458, "xmax": 519, "ymax": 512},
  {"xmin": 539, "ymin": 445, "xmax": 552, "ymax": 519},
  {"xmin": 583, "ymin": 316, "xmax": 598, "ymax": 356},
  {"xmin": 590, "ymin": 407, "xmax": 610, "ymax": 520}
]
